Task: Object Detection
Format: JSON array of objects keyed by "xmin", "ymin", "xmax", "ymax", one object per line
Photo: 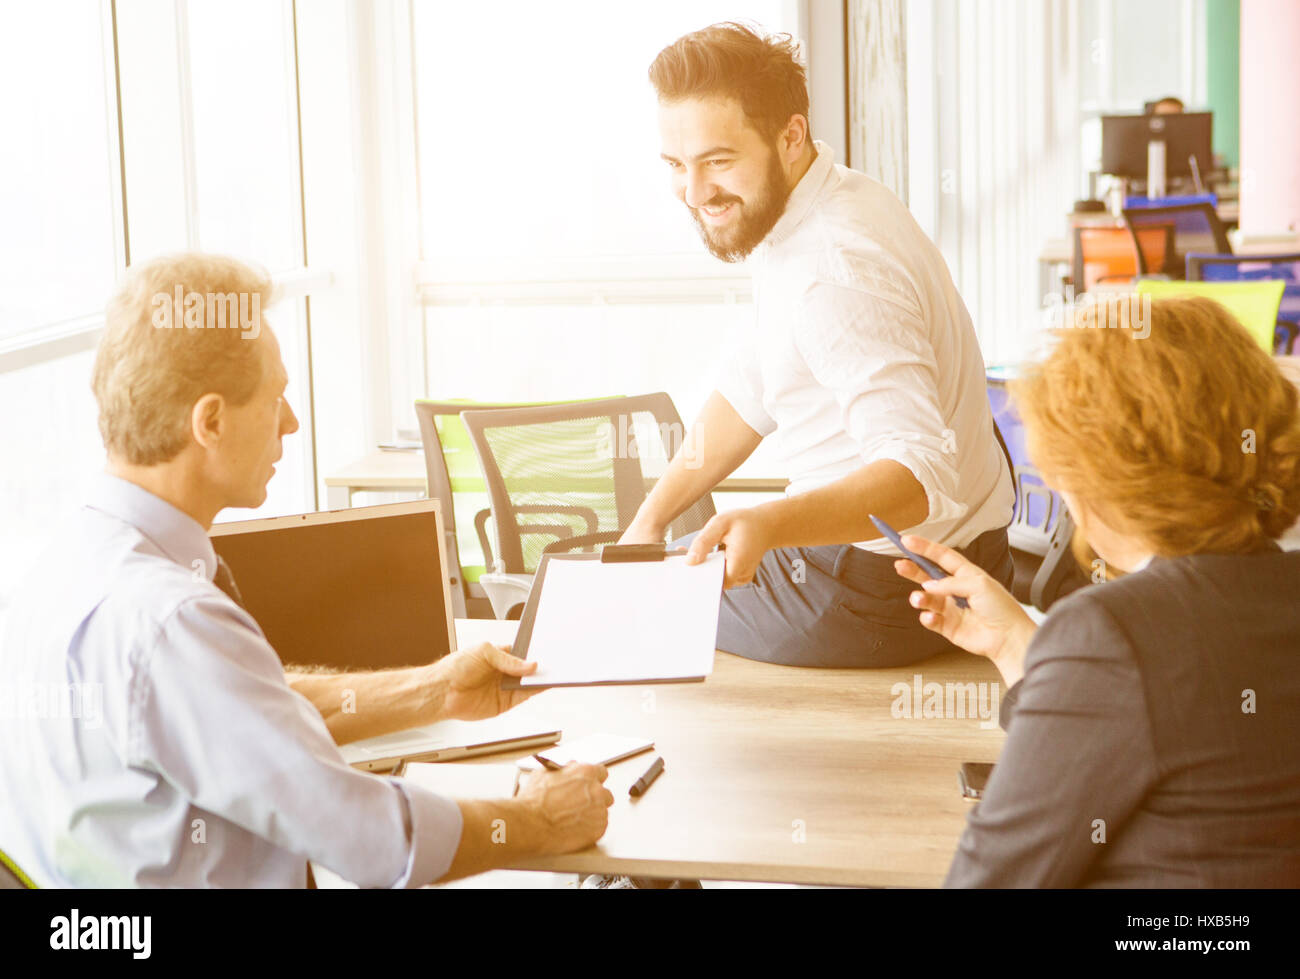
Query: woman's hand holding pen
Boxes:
[{"xmin": 892, "ymin": 534, "xmax": 1038, "ymax": 688}]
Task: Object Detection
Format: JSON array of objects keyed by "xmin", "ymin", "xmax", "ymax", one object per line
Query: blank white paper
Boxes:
[{"xmin": 520, "ymin": 551, "xmax": 725, "ymax": 686}]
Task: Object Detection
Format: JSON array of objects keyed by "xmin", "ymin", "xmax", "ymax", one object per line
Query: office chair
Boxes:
[
  {"xmin": 415, "ymin": 397, "xmax": 621, "ymax": 618},
  {"xmin": 988, "ymin": 378, "xmax": 1090, "ymax": 611},
  {"xmin": 1187, "ymin": 252, "xmax": 1300, "ymax": 355},
  {"xmin": 1121, "ymin": 201, "xmax": 1231, "ymax": 278},
  {"xmin": 1072, "ymin": 225, "xmax": 1173, "ymax": 294},
  {"xmin": 415, "ymin": 399, "xmax": 543, "ymax": 618},
  {"xmin": 461, "ymin": 393, "xmax": 716, "ymax": 618},
  {"xmin": 1134, "ymin": 278, "xmax": 1287, "ymax": 354},
  {"xmin": 1123, "ymin": 192, "xmax": 1218, "ymax": 212}
]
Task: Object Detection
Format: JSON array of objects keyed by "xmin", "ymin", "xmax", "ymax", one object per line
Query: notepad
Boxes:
[
  {"xmin": 401, "ymin": 761, "xmax": 520, "ymax": 800},
  {"xmin": 506, "ymin": 550, "xmax": 725, "ymax": 688}
]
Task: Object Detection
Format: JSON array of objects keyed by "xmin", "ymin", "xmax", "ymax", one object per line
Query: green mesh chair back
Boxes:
[
  {"xmin": 1134, "ymin": 279, "xmax": 1287, "ymax": 354},
  {"xmin": 460, "ymin": 394, "xmax": 716, "ymax": 575},
  {"xmin": 415, "ymin": 397, "xmax": 616, "ymax": 617},
  {"xmin": 1187, "ymin": 252, "xmax": 1300, "ymax": 354}
]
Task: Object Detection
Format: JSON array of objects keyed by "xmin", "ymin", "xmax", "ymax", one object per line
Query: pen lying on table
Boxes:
[{"xmin": 629, "ymin": 756, "xmax": 664, "ymax": 797}]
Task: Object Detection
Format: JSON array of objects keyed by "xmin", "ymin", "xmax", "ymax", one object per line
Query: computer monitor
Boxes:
[
  {"xmin": 209, "ymin": 499, "xmax": 457, "ymax": 671},
  {"xmin": 1101, "ymin": 111, "xmax": 1213, "ymax": 181}
]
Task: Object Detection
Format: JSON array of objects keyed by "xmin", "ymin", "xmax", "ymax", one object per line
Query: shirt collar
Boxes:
[
  {"xmin": 761, "ymin": 139, "xmax": 836, "ymax": 250},
  {"xmin": 87, "ymin": 473, "xmax": 218, "ymax": 582}
]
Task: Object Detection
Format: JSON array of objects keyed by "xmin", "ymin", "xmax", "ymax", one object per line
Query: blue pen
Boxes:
[{"xmin": 870, "ymin": 514, "xmax": 970, "ymax": 610}]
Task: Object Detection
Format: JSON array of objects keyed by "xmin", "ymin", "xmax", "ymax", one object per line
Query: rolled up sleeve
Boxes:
[
  {"xmin": 130, "ymin": 596, "xmax": 463, "ymax": 887},
  {"xmin": 793, "ymin": 276, "xmax": 968, "ymax": 525},
  {"xmin": 715, "ymin": 321, "xmax": 778, "ymax": 438}
]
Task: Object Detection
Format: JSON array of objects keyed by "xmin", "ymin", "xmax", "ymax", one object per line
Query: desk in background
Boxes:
[
  {"xmin": 1036, "ymin": 229, "xmax": 1299, "ymax": 298},
  {"xmin": 325, "ymin": 449, "xmax": 788, "ymax": 510},
  {"xmin": 419, "ymin": 618, "xmax": 1005, "ymax": 888}
]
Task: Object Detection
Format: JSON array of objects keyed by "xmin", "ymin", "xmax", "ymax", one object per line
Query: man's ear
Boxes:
[
  {"xmin": 191, "ymin": 393, "xmax": 225, "ymax": 452},
  {"xmin": 781, "ymin": 113, "xmax": 810, "ymax": 163}
]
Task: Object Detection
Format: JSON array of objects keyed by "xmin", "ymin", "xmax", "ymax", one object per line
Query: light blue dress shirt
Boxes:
[{"xmin": 0, "ymin": 474, "xmax": 462, "ymax": 887}]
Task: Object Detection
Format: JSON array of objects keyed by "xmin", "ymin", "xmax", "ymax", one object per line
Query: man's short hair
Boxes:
[
  {"xmin": 648, "ymin": 21, "xmax": 809, "ymax": 140},
  {"xmin": 92, "ymin": 253, "xmax": 272, "ymax": 466}
]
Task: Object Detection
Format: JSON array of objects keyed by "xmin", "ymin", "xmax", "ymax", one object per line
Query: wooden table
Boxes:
[
  {"xmin": 325, "ymin": 450, "xmax": 428, "ymax": 508},
  {"xmin": 324, "ymin": 449, "xmax": 788, "ymax": 509},
  {"xmin": 426, "ymin": 619, "xmax": 1006, "ymax": 888}
]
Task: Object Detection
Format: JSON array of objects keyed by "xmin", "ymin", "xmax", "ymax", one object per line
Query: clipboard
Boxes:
[{"xmin": 501, "ymin": 546, "xmax": 725, "ymax": 690}]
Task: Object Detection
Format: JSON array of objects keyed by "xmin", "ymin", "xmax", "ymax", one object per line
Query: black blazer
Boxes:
[{"xmin": 945, "ymin": 545, "xmax": 1300, "ymax": 887}]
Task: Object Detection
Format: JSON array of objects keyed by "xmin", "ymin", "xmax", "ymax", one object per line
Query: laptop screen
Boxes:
[{"xmin": 210, "ymin": 501, "xmax": 455, "ymax": 671}]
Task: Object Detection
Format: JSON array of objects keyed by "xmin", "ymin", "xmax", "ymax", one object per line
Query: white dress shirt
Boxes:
[
  {"xmin": 0, "ymin": 474, "xmax": 462, "ymax": 887},
  {"xmin": 717, "ymin": 141, "xmax": 1013, "ymax": 554}
]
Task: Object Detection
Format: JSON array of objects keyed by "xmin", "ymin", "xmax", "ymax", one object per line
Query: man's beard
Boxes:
[{"xmin": 688, "ymin": 150, "xmax": 790, "ymax": 263}]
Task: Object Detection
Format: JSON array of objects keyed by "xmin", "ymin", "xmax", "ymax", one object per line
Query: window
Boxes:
[
  {"xmin": 115, "ymin": 0, "xmax": 318, "ymax": 523},
  {"xmin": 907, "ymin": 0, "xmax": 1207, "ymax": 366},
  {"xmin": 0, "ymin": 1, "xmax": 120, "ymax": 342},
  {"xmin": 0, "ymin": 0, "xmax": 324, "ymax": 612},
  {"xmin": 409, "ymin": 0, "xmax": 803, "ymax": 474},
  {"xmin": 0, "ymin": 2, "xmax": 119, "ymax": 611},
  {"xmin": 413, "ymin": 0, "xmax": 798, "ymax": 264}
]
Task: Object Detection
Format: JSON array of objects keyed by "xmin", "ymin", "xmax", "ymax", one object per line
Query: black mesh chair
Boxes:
[
  {"xmin": 988, "ymin": 381, "xmax": 1090, "ymax": 611},
  {"xmin": 1122, "ymin": 201, "xmax": 1231, "ymax": 279},
  {"xmin": 415, "ymin": 397, "xmax": 621, "ymax": 617},
  {"xmin": 460, "ymin": 394, "xmax": 716, "ymax": 617}
]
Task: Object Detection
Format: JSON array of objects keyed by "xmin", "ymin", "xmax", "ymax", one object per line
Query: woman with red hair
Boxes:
[{"xmin": 896, "ymin": 296, "xmax": 1300, "ymax": 887}]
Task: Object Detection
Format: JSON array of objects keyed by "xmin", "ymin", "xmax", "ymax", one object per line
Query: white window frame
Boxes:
[
  {"xmin": 2, "ymin": 0, "xmax": 328, "ymax": 511},
  {"xmin": 391, "ymin": 0, "xmax": 845, "ymax": 425}
]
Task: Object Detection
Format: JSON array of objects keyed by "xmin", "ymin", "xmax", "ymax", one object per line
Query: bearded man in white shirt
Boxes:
[{"xmin": 621, "ymin": 22, "xmax": 1015, "ymax": 668}]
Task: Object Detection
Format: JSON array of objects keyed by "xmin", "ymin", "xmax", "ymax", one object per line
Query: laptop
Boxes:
[
  {"xmin": 209, "ymin": 499, "xmax": 458, "ymax": 671},
  {"xmin": 340, "ymin": 719, "xmax": 561, "ymax": 773},
  {"xmin": 210, "ymin": 500, "xmax": 559, "ymax": 768}
]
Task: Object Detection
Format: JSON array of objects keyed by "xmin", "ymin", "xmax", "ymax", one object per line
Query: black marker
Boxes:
[
  {"xmin": 629, "ymin": 756, "xmax": 664, "ymax": 797},
  {"xmin": 533, "ymin": 753, "xmax": 563, "ymax": 771},
  {"xmin": 870, "ymin": 514, "xmax": 970, "ymax": 610}
]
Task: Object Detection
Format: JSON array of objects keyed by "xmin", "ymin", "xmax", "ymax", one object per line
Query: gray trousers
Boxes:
[{"xmin": 675, "ymin": 526, "xmax": 1014, "ymax": 668}]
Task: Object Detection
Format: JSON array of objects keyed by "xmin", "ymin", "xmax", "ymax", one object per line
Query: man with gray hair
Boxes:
[{"xmin": 0, "ymin": 253, "xmax": 612, "ymax": 888}]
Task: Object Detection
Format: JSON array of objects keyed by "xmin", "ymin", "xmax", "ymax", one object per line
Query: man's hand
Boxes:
[
  {"xmin": 685, "ymin": 508, "xmax": 774, "ymax": 588},
  {"xmin": 892, "ymin": 534, "xmax": 1038, "ymax": 686},
  {"xmin": 435, "ymin": 642, "xmax": 539, "ymax": 721},
  {"xmin": 514, "ymin": 763, "xmax": 614, "ymax": 855},
  {"xmin": 440, "ymin": 763, "xmax": 613, "ymax": 881}
]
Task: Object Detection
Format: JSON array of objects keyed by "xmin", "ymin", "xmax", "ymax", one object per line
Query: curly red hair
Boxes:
[{"xmin": 1012, "ymin": 296, "xmax": 1300, "ymax": 556}]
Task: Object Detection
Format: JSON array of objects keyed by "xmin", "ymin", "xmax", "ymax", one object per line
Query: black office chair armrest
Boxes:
[
  {"xmin": 513, "ymin": 504, "xmax": 600, "ymax": 535},
  {"xmin": 541, "ymin": 531, "xmax": 624, "ymax": 556},
  {"xmin": 473, "ymin": 508, "xmax": 495, "ymax": 571},
  {"xmin": 1030, "ymin": 510, "xmax": 1089, "ymax": 611},
  {"xmin": 1275, "ymin": 321, "xmax": 1298, "ymax": 356}
]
